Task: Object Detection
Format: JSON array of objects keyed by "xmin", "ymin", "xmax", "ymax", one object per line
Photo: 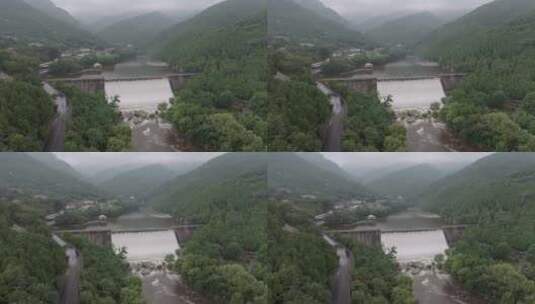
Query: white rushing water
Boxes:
[
  {"xmin": 382, "ymin": 230, "xmax": 449, "ymax": 264},
  {"xmin": 378, "ymin": 78, "xmax": 446, "ymax": 111},
  {"xmin": 111, "ymin": 230, "xmax": 180, "ymax": 263},
  {"xmin": 105, "ymin": 78, "xmax": 174, "ymax": 112}
]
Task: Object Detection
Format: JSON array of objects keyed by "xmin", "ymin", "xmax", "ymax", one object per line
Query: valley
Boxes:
[{"xmin": 2, "ymin": 152, "xmax": 535, "ymax": 303}]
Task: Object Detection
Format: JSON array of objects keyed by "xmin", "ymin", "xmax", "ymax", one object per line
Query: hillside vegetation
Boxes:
[
  {"xmin": 97, "ymin": 12, "xmax": 176, "ymax": 48},
  {"xmin": 157, "ymin": 0, "xmax": 267, "ymax": 151},
  {"xmin": 0, "ymin": 0, "xmax": 98, "ymax": 47},
  {"xmin": 0, "ymin": 153, "xmax": 101, "ymax": 199},
  {"xmin": 366, "ymin": 12, "xmax": 443, "ymax": 47},
  {"xmin": 419, "ymin": 0, "xmax": 535, "ymax": 151},
  {"xmin": 268, "ymin": 0, "xmax": 369, "ymax": 47},
  {"xmin": 419, "ymin": 153, "xmax": 535, "ymax": 303}
]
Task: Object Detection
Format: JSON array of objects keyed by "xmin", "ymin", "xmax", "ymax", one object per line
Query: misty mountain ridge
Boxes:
[
  {"xmin": 269, "ymin": 0, "xmax": 370, "ymax": 47},
  {"xmin": 97, "ymin": 12, "xmax": 178, "ymax": 48},
  {"xmin": 365, "ymin": 12, "xmax": 444, "ymax": 47}
]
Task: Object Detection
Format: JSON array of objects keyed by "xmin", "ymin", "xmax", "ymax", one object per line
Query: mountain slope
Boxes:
[
  {"xmin": 0, "ymin": 153, "xmax": 101, "ymax": 199},
  {"xmin": 268, "ymin": 0, "xmax": 369, "ymax": 47},
  {"xmin": 0, "ymin": 0, "xmax": 98, "ymax": 46},
  {"xmin": 268, "ymin": 153, "xmax": 373, "ymax": 200},
  {"xmin": 156, "ymin": 0, "xmax": 266, "ymax": 55},
  {"xmin": 366, "ymin": 164, "xmax": 445, "ymax": 199},
  {"xmin": 419, "ymin": 0, "xmax": 535, "ymax": 64},
  {"xmin": 419, "ymin": 153, "xmax": 535, "ymax": 222},
  {"xmin": 366, "ymin": 12, "xmax": 443, "ymax": 47},
  {"xmin": 22, "ymin": 0, "xmax": 78, "ymax": 25},
  {"xmin": 149, "ymin": 153, "xmax": 268, "ymax": 221},
  {"xmin": 97, "ymin": 164, "xmax": 178, "ymax": 200},
  {"xmin": 97, "ymin": 12, "xmax": 176, "ymax": 47},
  {"xmin": 291, "ymin": 0, "xmax": 346, "ymax": 25}
]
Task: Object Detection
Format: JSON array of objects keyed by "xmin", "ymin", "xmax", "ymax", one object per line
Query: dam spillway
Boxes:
[
  {"xmin": 111, "ymin": 230, "xmax": 180, "ymax": 263},
  {"xmin": 377, "ymin": 78, "xmax": 446, "ymax": 111},
  {"xmin": 104, "ymin": 78, "xmax": 174, "ymax": 113},
  {"xmin": 381, "ymin": 229, "xmax": 449, "ymax": 264}
]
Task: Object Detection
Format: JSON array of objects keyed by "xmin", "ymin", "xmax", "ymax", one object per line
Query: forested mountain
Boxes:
[
  {"xmin": 420, "ymin": 153, "xmax": 535, "ymax": 220},
  {"xmin": 97, "ymin": 12, "xmax": 176, "ymax": 48},
  {"xmin": 156, "ymin": 0, "xmax": 267, "ymax": 151},
  {"xmin": 0, "ymin": 0, "xmax": 98, "ymax": 46},
  {"xmin": 366, "ymin": 164, "xmax": 446, "ymax": 199},
  {"xmin": 268, "ymin": 0, "xmax": 369, "ymax": 47},
  {"xmin": 149, "ymin": 153, "xmax": 268, "ymax": 221},
  {"xmin": 417, "ymin": 0, "xmax": 535, "ymax": 151},
  {"xmin": 22, "ymin": 0, "xmax": 79, "ymax": 25},
  {"xmin": 420, "ymin": 0, "xmax": 535, "ymax": 60},
  {"xmin": 0, "ymin": 153, "xmax": 101, "ymax": 199},
  {"xmin": 418, "ymin": 153, "xmax": 535, "ymax": 303},
  {"xmin": 267, "ymin": 153, "xmax": 373, "ymax": 199},
  {"xmin": 291, "ymin": 0, "xmax": 347, "ymax": 25},
  {"xmin": 97, "ymin": 164, "xmax": 178, "ymax": 200},
  {"xmin": 366, "ymin": 12, "xmax": 443, "ymax": 47}
]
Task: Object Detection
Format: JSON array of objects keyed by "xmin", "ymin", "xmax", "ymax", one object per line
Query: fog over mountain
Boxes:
[
  {"xmin": 323, "ymin": 153, "xmax": 490, "ymax": 180},
  {"xmin": 54, "ymin": 153, "xmax": 221, "ymax": 177},
  {"xmin": 321, "ymin": 0, "xmax": 494, "ymax": 19},
  {"xmin": 50, "ymin": 0, "xmax": 225, "ymax": 22}
]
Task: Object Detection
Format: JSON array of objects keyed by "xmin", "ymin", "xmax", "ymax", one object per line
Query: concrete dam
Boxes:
[
  {"xmin": 323, "ymin": 74, "xmax": 465, "ymax": 111},
  {"xmin": 330, "ymin": 225, "xmax": 468, "ymax": 251},
  {"xmin": 49, "ymin": 73, "xmax": 196, "ymax": 113}
]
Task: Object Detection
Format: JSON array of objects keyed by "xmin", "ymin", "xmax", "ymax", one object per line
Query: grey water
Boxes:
[{"xmin": 379, "ymin": 210, "xmax": 485, "ymax": 304}]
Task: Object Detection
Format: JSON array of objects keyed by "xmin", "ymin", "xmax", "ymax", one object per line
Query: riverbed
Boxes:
[
  {"xmin": 108, "ymin": 211, "xmax": 203, "ymax": 304},
  {"xmin": 379, "ymin": 210, "xmax": 485, "ymax": 304}
]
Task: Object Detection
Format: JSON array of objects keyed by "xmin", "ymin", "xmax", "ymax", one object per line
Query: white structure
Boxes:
[
  {"xmin": 378, "ymin": 78, "xmax": 446, "ymax": 111},
  {"xmin": 111, "ymin": 230, "xmax": 180, "ymax": 263},
  {"xmin": 105, "ymin": 78, "xmax": 174, "ymax": 113}
]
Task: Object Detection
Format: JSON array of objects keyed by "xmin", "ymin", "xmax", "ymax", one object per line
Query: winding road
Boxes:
[
  {"xmin": 317, "ymin": 82, "xmax": 345, "ymax": 152},
  {"xmin": 43, "ymin": 83, "xmax": 69, "ymax": 152},
  {"xmin": 60, "ymin": 247, "xmax": 81, "ymax": 304},
  {"xmin": 323, "ymin": 234, "xmax": 352, "ymax": 304}
]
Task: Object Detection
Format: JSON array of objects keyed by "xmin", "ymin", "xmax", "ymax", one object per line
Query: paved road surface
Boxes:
[
  {"xmin": 43, "ymin": 83, "xmax": 69, "ymax": 152},
  {"xmin": 60, "ymin": 248, "xmax": 81, "ymax": 304},
  {"xmin": 317, "ymin": 82, "xmax": 345, "ymax": 152},
  {"xmin": 323, "ymin": 235, "xmax": 352, "ymax": 304}
]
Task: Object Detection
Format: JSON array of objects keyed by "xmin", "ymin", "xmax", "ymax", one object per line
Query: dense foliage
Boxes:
[
  {"xmin": 157, "ymin": 0, "xmax": 267, "ymax": 151},
  {"xmin": 0, "ymin": 202, "xmax": 66, "ymax": 304},
  {"xmin": 56, "ymin": 85, "xmax": 131, "ymax": 152},
  {"xmin": 174, "ymin": 197, "xmax": 268, "ymax": 304},
  {"xmin": 268, "ymin": 203, "xmax": 338, "ymax": 304},
  {"xmin": 339, "ymin": 238, "xmax": 416, "ymax": 304},
  {"xmin": 0, "ymin": 50, "xmax": 56, "ymax": 151},
  {"xmin": 64, "ymin": 235, "xmax": 145, "ymax": 304},
  {"xmin": 329, "ymin": 83, "xmax": 406, "ymax": 152},
  {"xmin": 0, "ymin": 80, "xmax": 55, "ymax": 151},
  {"xmin": 420, "ymin": 0, "xmax": 535, "ymax": 151},
  {"xmin": 420, "ymin": 153, "xmax": 535, "ymax": 303}
]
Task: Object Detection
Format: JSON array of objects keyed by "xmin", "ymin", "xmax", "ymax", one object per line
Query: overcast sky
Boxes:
[
  {"xmin": 52, "ymin": 0, "xmax": 223, "ymax": 18},
  {"xmin": 55, "ymin": 152, "xmax": 221, "ymax": 173},
  {"xmin": 323, "ymin": 152, "xmax": 490, "ymax": 172},
  {"xmin": 321, "ymin": 0, "xmax": 494, "ymax": 18}
]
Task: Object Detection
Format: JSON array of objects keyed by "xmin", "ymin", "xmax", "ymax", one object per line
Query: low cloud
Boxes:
[
  {"xmin": 321, "ymin": 0, "xmax": 494, "ymax": 18},
  {"xmin": 52, "ymin": 0, "xmax": 223, "ymax": 18}
]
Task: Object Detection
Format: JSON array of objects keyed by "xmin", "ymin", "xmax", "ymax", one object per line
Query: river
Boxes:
[
  {"xmin": 379, "ymin": 209, "xmax": 485, "ymax": 304},
  {"xmin": 358, "ymin": 57, "xmax": 473, "ymax": 152},
  {"xmin": 103, "ymin": 57, "xmax": 181, "ymax": 152},
  {"xmin": 107, "ymin": 211, "xmax": 203, "ymax": 304}
]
